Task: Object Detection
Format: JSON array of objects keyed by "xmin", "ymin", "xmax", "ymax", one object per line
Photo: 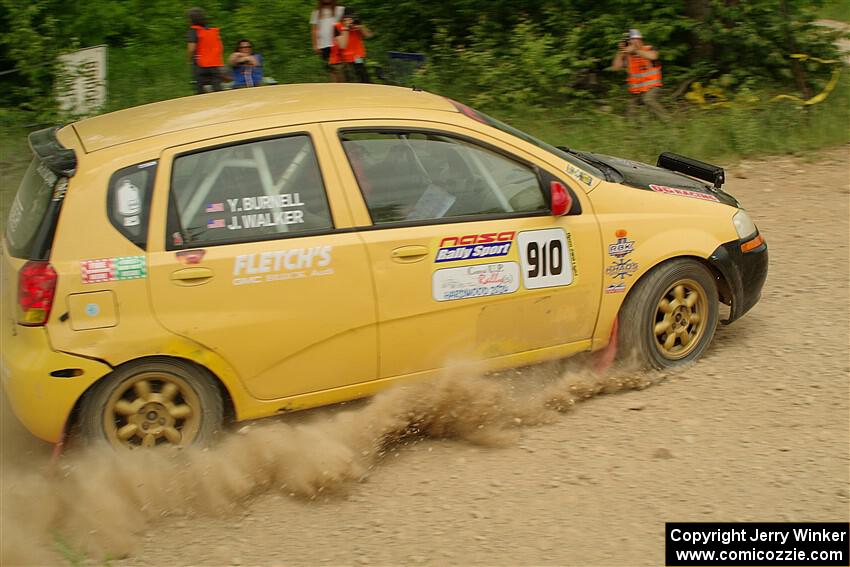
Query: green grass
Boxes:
[
  {"xmin": 51, "ymin": 532, "xmax": 87, "ymax": 566},
  {"xmin": 818, "ymin": 0, "xmax": 850, "ymax": 22},
  {"xmin": 497, "ymin": 74, "xmax": 850, "ymax": 165}
]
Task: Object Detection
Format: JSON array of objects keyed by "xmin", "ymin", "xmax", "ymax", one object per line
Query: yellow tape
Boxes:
[
  {"xmin": 686, "ymin": 53, "xmax": 841, "ymax": 108},
  {"xmin": 790, "ymin": 53, "xmax": 840, "ymax": 64},
  {"xmin": 769, "ymin": 67, "xmax": 842, "ymax": 105},
  {"xmin": 684, "ymin": 82, "xmax": 732, "ymax": 108}
]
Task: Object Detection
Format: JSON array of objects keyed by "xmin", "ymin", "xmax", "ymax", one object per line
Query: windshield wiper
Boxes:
[
  {"xmin": 572, "ymin": 151, "xmax": 623, "ymax": 182},
  {"xmin": 556, "ymin": 145, "xmax": 618, "ymax": 179}
]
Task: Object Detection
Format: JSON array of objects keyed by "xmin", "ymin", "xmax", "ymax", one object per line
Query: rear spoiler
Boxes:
[
  {"xmin": 657, "ymin": 152, "xmax": 724, "ymax": 189},
  {"xmin": 28, "ymin": 126, "xmax": 77, "ymax": 177}
]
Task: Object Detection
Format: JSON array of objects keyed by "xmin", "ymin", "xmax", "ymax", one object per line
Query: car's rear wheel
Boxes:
[
  {"xmin": 79, "ymin": 358, "xmax": 223, "ymax": 449},
  {"xmin": 618, "ymin": 258, "xmax": 719, "ymax": 369}
]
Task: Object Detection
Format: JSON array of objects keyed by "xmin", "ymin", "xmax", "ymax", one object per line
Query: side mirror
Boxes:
[{"xmin": 550, "ymin": 181, "xmax": 573, "ymax": 216}]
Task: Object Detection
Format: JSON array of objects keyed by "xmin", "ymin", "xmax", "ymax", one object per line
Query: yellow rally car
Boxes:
[{"xmin": 2, "ymin": 84, "xmax": 767, "ymax": 449}]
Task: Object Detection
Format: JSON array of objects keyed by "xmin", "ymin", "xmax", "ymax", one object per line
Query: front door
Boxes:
[
  {"xmin": 325, "ymin": 123, "xmax": 603, "ymax": 379},
  {"xmin": 147, "ymin": 127, "xmax": 378, "ymax": 400}
]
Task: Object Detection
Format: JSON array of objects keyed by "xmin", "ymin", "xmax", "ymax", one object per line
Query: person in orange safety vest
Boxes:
[
  {"xmin": 611, "ymin": 29, "xmax": 668, "ymax": 121},
  {"xmin": 187, "ymin": 7, "xmax": 225, "ymax": 94}
]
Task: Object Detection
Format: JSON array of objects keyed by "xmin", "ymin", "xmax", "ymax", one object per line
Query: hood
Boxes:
[{"xmin": 584, "ymin": 152, "xmax": 739, "ymax": 207}]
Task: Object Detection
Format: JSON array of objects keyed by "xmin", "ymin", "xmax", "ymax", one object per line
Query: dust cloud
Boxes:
[{"xmin": 1, "ymin": 364, "xmax": 665, "ymax": 565}]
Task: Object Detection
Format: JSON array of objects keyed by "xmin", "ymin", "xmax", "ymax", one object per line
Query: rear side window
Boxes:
[
  {"xmin": 6, "ymin": 159, "xmax": 59, "ymax": 259},
  {"xmin": 167, "ymin": 134, "xmax": 333, "ymax": 249},
  {"xmin": 107, "ymin": 161, "xmax": 157, "ymax": 249},
  {"xmin": 340, "ymin": 130, "xmax": 546, "ymax": 225}
]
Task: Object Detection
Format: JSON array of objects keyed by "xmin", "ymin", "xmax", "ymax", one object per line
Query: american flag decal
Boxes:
[{"xmin": 206, "ymin": 202, "xmax": 225, "ymax": 213}]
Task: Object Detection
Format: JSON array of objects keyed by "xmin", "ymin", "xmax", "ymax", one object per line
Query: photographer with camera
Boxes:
[
  {"xmin": 333, "ymin": 8, "xmax": 374, "ymax": 83},
  {"xmin": 611, "ymin": 29, "xmax": 668, "ymax": 121}
]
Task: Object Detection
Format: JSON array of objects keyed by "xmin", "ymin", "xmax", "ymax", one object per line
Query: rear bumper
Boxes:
[
  {"xmin": 708, "ymin": 234, "xmax": 769, "ymax": 324},
  {"xmin": 1, "ymin": 325, "xmax": 111, "ymax": 443}
]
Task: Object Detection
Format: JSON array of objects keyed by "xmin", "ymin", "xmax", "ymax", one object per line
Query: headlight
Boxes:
[{"xmin": 732, "ymin": 210, "xmax": 757, "ymax": 240}]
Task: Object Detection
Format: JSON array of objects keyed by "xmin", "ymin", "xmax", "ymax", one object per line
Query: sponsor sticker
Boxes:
[
  {"xmin": 81, "ymin": 256, "xmax": 147, "ymax": 284},
  {"xmin": 52, "ymin": 178, "xmax": 69, "ymax": 202},
  {"xmin": 518, "ymin": 229, "xmax": 574, "ymax": 289},
  {"xmin": 433, "ymin": 262, "xmax": 520, "ymax": 301},
  {"xmin": 232, "ymin": 245, "xmax": 334, "ymax": 286},
  {"xmin": 608, "ymin": 229, "xmax": 635, "ymax": 259},
  {"xmin": 176, "ymin": 249, "xmax": 206, "ymax": 265},
  {"xmin": 565, "ymin": 164, "xmax": 594, "ymax": 187},
  {"xmin": 649, "ymin": 184, "xmax": 720, "ymax": 203},
  {"xmin": 435, "ymin": 231, "xmax": 515, "ymax": 263},
  {"xmin": 605, "ymin": 283, "xmax": 626, "ymax": 294},
  {"xmin": 606, "ymin": 258, "xmax": 638, "ymax": 280}
]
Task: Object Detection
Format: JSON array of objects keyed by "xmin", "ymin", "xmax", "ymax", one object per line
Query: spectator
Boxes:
[
  {"xmin": 229, "ymin": 39, "xmax": 263, "ymax": 88},
  {"xmin": 187, "ymin": 7, "xmax": 225, "ymax": 94},
  {"xmin": 310, "ymin": 0, "xmax": 345, "ymax": 81},
  {"xmin": 611, "ymin": 28, "xmax": 668, "ymax": 121},
  {"xmin": 337, "ymin": 8, "xmax": 374, "ymax": 83}
]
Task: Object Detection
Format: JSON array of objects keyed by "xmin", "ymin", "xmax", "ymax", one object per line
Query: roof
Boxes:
[{"xmin": 71, "ymin": 83, "xmax": 457, "ymax": 153}]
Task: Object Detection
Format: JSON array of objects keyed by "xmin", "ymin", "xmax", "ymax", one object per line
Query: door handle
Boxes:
[
  {"xmin": 170, "ymin": 267, "xmax": 214, "ymax": 285},
  {"xmin": 391, "ymin": 245, "xmax": 429, "ymax": 263}
]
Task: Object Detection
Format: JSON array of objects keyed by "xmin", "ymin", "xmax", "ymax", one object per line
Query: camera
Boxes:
[{"xmin": 618, "ymin": 32, "xmax": 630, "ymax": 47}]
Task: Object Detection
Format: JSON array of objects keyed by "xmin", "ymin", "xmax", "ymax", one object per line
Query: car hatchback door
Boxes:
[
  {"xmin": 146, "ymin": 126, "xmax": 378, "ymax": 401},
  {"xmin": 323, "ymin": 121, "xmax": 603, "ymax": 380}
]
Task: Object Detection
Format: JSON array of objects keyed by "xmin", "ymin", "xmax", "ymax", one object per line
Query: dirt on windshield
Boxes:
[{"xmin": 1, "ymin": 146, "xmax": 848, "ymax": 566}]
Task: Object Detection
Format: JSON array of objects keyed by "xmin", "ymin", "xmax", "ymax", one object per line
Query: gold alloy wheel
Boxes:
[
  {"xmin": 102, "ymin": 372, "xmax": 201, "ymax": 448},
  {"xmin": 652, "ymin": 278, "xmax": 709, "ymax": 361}
]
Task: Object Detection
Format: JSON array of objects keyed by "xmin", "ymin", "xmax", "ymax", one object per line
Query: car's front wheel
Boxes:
[
  {"xmin": 79, "ymin": 358, "xmax": 223, "ymax": 449},
  {"xmin": 618, "ymin": 258, "xmax": 719, "ymax": 369}
]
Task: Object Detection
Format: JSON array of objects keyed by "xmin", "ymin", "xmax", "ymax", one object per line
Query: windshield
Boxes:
[
  {"xmin": 5, "ymin": 159, "xmax": 58, "ymax": 258},
  {"xmin": 447, "ymin": 99, "xmax": 605, "ymax": 178}
]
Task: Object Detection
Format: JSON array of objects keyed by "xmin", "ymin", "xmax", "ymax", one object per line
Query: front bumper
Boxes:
[
  {"xmin": 1, "ymin": 325, "xmax": 112, "ymax": 443},
  {"xmin": 708, "ymin": 234, "xmax": 768, "ymax": 324}
]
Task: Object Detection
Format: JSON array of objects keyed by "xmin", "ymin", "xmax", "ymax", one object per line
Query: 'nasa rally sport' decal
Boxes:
[
  {"xmin": 518, "ymin": 229, "xmax": 574, "ymax": 290},
  {"xmin": 434, "ymin": 231, "xmax": 515, "ymax": 263}
]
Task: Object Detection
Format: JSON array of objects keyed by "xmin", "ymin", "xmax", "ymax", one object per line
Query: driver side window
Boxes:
[{"xmin": 340, "ymin": 130, "xmax": 546, "ymax": 225}]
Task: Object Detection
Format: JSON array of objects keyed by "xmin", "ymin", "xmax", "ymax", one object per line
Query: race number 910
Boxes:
[{"xmin": 518, "ymin": 229, "xmax": 574, "ymax": 289}]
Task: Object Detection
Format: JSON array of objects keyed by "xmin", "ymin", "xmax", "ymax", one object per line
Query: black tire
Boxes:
[
  {"xmin": 79, "ymin": 357, "xmax": 224, "ymax": 449},
  {"xmin": 618, "ymin": 258, "xmax": 719, "ymax": 369}
]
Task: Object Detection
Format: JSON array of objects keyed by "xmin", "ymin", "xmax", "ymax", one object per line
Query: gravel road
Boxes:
[{"xmin": 1, "ymin": 146, "xmax": 848, "ymax": 566}]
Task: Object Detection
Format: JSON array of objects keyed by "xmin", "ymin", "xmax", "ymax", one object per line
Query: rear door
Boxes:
[
  {"xmin": 147, "ymin": 125, "xmax": 378, "ymax": 401},
  {"xmin": 323, "ymin": 121, "xmax": 603, "ymax": 379}
]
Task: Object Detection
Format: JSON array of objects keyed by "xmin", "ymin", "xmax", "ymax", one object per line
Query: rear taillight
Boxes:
[{"xmin": 18, "ymin": 261, "xmax": 57, "ymax": 326}]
